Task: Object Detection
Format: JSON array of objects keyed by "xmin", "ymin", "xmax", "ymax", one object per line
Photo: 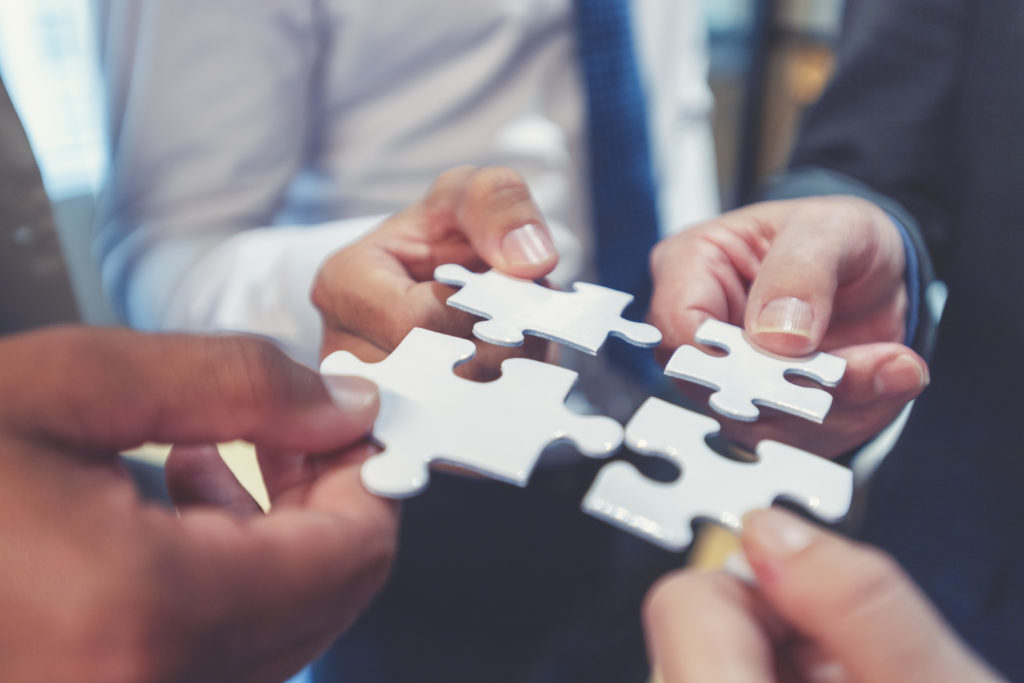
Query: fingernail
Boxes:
[
  {"xmin": 754, "ymin": 297, "xmax": 814, "ymax": 338},
  {"xmin": 323, "ymin": 375, "xmax": 379, "ymax": 415},
  {"xmin": 743, "ymin": 508, "xmax": 815, "ymax": 560},
  {"xmin": 501, "ymin": 223, "xmax": 555, "ymax": 266},
  {"xmin": 874, "ymin": 354, "xmax": 929, "ymax": 396}
]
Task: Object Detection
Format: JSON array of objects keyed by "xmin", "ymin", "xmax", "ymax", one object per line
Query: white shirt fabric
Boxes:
[{"xmin": 95, "ymin": 0, "xmax": 718, "ymax": 367}]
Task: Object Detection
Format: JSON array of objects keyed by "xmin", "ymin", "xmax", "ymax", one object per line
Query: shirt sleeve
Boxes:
[
  {"xmin": 134, "ymin": 216, "xmax": 387, "ymax": 367},
  {"xmin": 95, "ymin": 0, "xmax": 376, "ymax": 366}
]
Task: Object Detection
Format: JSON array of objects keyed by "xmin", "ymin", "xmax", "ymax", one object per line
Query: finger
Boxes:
[
  {"xmin": 429, "ymin": 165, "xmax": 558, "ymax": 278},
  {"xmin": 165, "ymin": 444, "xmax": 263, "ymax": 517},
  {"xmin": 253, "ymin": 376, "xmax": 382, "ymax": 505},
  {"xmin": 744, "ymin": 198, "xmax": 902, "ymax": 357},
  {"xmin": 644, "ymin": 569, "xmax": 783, "ymax": 682},
  {"xmin": 259, "ymin": 439, "xmax": 383, "ymax": 508},
  {"xmin": 649, "ymin": 216, "xmax": 774, "ymax": 363},
  {"xmin": 830, "ymin": 343, "xmax": 929, "ymax": 406},
  {"xmin": 320, "ymin": 328, "xmax": 389, "ymax": 363},
  {"xmin": 714, "ymin": 342, "xmax": 930, "ymax": 458},
  {"xmin": 678, "ymin": 341, "xmax": 926, "ymax": 459},
  {"xmin": 1, "ymin": 328, "xmax": 378, "ymax": 456},
  {"xmin": 316, "ymin": 245, "xmax": 478, "ymax": 353},
  {"xmin": 742, "ymin": 508, "xmax": 1001, "ymax": 683},
  {"xmin": 175, "ymin": 442, "xmax": 398, "ymax": 659},
  {"xmin": 318, "ymin": 256, "xmax": 543, "ymax": 375},
  {"xmin": 743, "ymin": 225, "xmax": 845, "ymax": 357}
]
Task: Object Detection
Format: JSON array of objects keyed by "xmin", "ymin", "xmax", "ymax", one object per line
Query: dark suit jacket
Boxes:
[
  {"xmin": 767, "ymin": 0, "xmax": 1024, "ymax": 678},
  {"xmin": 0, "ymin": 78, "xmax": 78, "ymax": 332}
]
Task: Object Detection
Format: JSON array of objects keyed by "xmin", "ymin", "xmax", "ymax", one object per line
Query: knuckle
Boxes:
[
  {"xmin": 209, "ymin": 336, "xmax": 292, "ymax": 415},
  {"xmin": 649, "ymin": 235, "xmax": 673, "ymax": 272},
  {"xmin": 391, "ymin": 306, "xmax": 430, "ymax": 345},
  {"xmin": 428, "ymin": 165, "xmax": 477, "ymax": 201},
  {"xmin": 829, "ymin": 545, "xmax": 911, "ymax": 623},
  {"xmin": 310, "ymin": 276, "xmax": 332, "ymax": 319},
  {"xmin": 465, "ymin": 166, "xmax": 530, "ymax": 209},
  {"xmin": 310, "ymin": 248, "xmax": 353, "ymax": 316},
  {"xmin": 691, "ymin": 232, "xmax": 728, "ymax": 262},
  {"xmin": 435, "ymin": 164, "xmax": 476, "ymax": 186}
]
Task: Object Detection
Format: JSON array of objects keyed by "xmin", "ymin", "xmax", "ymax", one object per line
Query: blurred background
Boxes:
[{"xmin": 0, "ymin": 0, "xmax": 844, "ymax": 328}]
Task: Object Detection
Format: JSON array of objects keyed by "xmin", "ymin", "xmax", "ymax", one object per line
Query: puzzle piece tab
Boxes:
[
  {"xmin": 665, "ymin": 319, "xmax": 846, "ymax": 423},
  {"xmin": 434, "ymin": 263, "xmax": 662, "ymax": 354},
  {"xmin": 582, "ymin": 397, "xmax": 852, "ymax": 551},
  {"xmin": 321, "ymin": 327, "xmax": 624, "ymax": 498}
]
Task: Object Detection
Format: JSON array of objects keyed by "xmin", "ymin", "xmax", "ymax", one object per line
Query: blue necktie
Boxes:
[{"xmin": 575, "ymin": 0, "xmax": 661, "ymax": 381}]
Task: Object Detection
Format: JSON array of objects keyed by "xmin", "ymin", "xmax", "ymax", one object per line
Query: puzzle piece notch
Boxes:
[
  {"xmin": 434, "ymin": 263, "xmax": 662, "ymax": 354},
  {"xmin": 665, "ymin": 318, "xmax": 846, "ymax": 423},
  {"xmin": 321, "ymin": 327, "xmax": 624, "ymax": 498},
  {"xmin": 582, "ymin": 397, "xmax": 852, "ymax": 551}
]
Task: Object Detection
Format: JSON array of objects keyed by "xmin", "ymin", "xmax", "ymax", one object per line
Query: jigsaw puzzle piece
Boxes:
[
  {"xmin": 434, "ymin": 263, "xmax": 661, "ymax": 354},
  {"xmin": 497, "ymin": 357, "xmax": 625, "ymax": 458},
  {"xmin": 664, "ymin": 319, "xmax": 846, "ymax": 423},
  {"xmin": 582, "ymin": 397, "xmax": 852, "ymax": 551},
  {"xmin": 571, "ymin": 283, "xmax": 663, "ymax": 347},
  {"xmin": 435, "ymin": 263, "xmax": 544, "ymax": 347},
  {"xmin": 321, "ymin": 327, "xmax": 623, "ymax": 498},
  {"xmin": 322, "ymin": 323, "xmax": 477, "ymax": 382}
]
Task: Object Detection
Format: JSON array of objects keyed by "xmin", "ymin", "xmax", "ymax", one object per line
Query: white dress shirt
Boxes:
[{"xmin": 96, "ymin": 0, "xmax": 718, "ymax": 367}]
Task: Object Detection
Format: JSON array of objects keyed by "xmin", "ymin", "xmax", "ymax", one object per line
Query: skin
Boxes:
[
  {"xmin": 0, "ymin": 327, "xmax": 398, "ymax": 683},
  {"xmin": 642, "ymin": 196, "xmax": 985, "ymax": 679},
  {"xmin": 644, "ymin": 508, "xmax": 1004, "ymax": 683},
  {"xmin": 312, "ymin": 165, "xmax": 558, "ymax": 377},
  {"xmin": 649, "ymin": 196, "xmax": 931, "ymax": 457}
]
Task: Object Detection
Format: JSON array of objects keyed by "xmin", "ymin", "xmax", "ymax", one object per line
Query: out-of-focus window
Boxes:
[
  {"xmin": 700, "ymin": 0, "xmax": 844, "ymax": 205},
  {"xmin": 0, "ymin": 0, "xmax": 105, "ymax": 200}
]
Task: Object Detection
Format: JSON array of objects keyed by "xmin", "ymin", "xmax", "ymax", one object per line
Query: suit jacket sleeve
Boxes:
[{"xmin": 760, "ymin": 0, "xmax": 973, "ymax": 357}]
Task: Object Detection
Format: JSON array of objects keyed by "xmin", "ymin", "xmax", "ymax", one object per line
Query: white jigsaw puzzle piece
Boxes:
[
  {"xmin": 321, "ymin": 327, "xmax": 624, "ymax": 498},
  {"xmin": 665, "ymin": 319, "xmax": 846, "ymax": 423},
  {"xmin": 434, "ymin": 263, "xmax": 662, "ymax": 354},
  {"xmin": 582, "ymin": 397, "xmax": 852, "ymax": 551}
]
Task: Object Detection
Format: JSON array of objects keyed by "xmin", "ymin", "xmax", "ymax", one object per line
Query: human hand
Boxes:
[
  {"xmin": 312, "ymin": 165, "xmax": 558, "ymax": 379},
  {"xmin": 0, "ymin": 327, "xmax": 397, "ymax": 683},
  {"xmin": 649, "ymin": 196, "xmax": 930, "ymax": 457},
  {"xmin": 644, "ymin": 508, "xmax": 1003, "ymax": 683}
]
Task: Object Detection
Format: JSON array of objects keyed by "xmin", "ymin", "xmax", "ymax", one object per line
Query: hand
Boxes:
[
  {"xmin": 312, "ymin": 165, "xmax": 558, "ymax": 379},
  {"xmin": 0, "ymin": 327, "xmax": 398, "ymax": 683},
  {"xmin": 649, "ymin": 196, "xmax": 930, "ymax": 457},
  {"xmin": 644, "ymin": 508, "xmax": 1003, "ymax": 683}
]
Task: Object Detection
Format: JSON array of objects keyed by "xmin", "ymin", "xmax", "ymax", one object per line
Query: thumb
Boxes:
[
  {"xmin": 425, "ymin": 165, "xmax": 558, "ymax": 278},
  {"xmin": 743, "ymin": 223, "xmax": 844, "ymax": 356},
  {"xmin": 5, "ymin": 328, "xmax": 379, "ymax": 456},
  {"xmin": 742, "ymin": 508, "xmax": 1001, "ymax": 683}
]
